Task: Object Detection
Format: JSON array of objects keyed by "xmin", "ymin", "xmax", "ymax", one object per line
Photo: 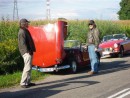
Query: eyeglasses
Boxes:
[{"xmin": 89, "ymin": 24, "xmax": 93, "ymax": 25}]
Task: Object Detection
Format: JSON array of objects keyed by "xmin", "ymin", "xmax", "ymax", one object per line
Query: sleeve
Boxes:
[
  {"xmin": 93, "ymin": 28, "xmax": 100, "ymax": 48},
  {"xmin": 18, "ymin": 31, "xmax": 28, "ymax": 54}
]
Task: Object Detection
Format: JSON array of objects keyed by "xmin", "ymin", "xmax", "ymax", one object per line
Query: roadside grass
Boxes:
[{"xmin": 0, "ymin": 70, "xmax": 50, "ymax": 89}]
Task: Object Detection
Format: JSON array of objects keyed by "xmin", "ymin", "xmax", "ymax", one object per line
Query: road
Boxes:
[{"xmin": 0, "ymin": 54, "xmax": 130, "ymax": 98}]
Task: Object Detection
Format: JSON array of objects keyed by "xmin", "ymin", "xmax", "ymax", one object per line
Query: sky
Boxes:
[{"xmin": 0, "ymin": 0, "xmax": 121, "ymax": 21}]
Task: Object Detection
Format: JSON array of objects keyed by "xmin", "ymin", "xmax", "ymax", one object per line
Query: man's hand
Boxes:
[
  {"xmin": 82, "ymin": 45, "xmax": 88, "ymax": 51},
  {"xmin": 95, "ymin": 48, "xmax": 98, "ymax": 51}
]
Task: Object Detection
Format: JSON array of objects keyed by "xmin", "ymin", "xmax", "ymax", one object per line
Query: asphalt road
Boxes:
[{"xmin": 0, "ymin": 54, "xmax": 130, "ymax": 98}]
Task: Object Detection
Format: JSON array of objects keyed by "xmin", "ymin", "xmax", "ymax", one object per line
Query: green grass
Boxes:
[{"xmin": 0, "ymin": 70, "xmax": 50, "ymax": 89}]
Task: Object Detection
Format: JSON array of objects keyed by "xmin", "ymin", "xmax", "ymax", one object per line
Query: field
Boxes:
[
  {"xmin": 0, "ymin": 19, "xmax": 130, "ymax": 75},
  {"xmin": 0, "ymin": 19, "xmax": 130, "ymax": 88}
]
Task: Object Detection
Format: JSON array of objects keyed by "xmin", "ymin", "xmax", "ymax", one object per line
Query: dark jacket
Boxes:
[
  {"xmin": 87, "ymin": 28, "xmax": 100, "ymax": 48},
  {"xmin": 18, "ymin": 28, "xmax": 35, "ymax": 56}
]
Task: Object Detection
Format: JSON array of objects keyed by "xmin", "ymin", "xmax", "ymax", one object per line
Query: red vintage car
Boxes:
[
  {"xmin": 28, "ymin": 20, "xmax": 90, "ymax": 73},
  {"xmin": 99, "ymin": 34, "xmax": 130, "ymax": 57}
]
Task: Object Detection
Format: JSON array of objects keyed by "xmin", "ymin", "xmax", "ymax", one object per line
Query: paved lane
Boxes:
[{"xmin": 0, "ymin": 54, "xmax": 130, "ymax": 98}]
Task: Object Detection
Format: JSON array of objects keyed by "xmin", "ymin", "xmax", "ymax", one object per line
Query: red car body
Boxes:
[
  {"xmin": 28, "ymin": 20, "xmax": 90, "ymax": 73},
  {"xmin": 99, "ymin": 34, "xmax": 130, "ymax": 57},
  {"xmin": 28, "ymin": 21, "xmax": 66, "ymax": 68}
]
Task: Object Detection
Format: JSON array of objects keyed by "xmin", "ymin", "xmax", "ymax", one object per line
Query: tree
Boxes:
[{"xmin": 118, "ymin": 0, "xmax": 130, "ymax": 20}]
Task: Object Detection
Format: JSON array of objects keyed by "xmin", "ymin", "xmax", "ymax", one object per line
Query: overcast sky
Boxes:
[{"xmin": 0, "ymin": 0, "xmax": 121, "ymax": 20}]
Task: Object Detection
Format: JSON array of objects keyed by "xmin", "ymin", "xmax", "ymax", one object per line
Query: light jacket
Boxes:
[{"xmin": 87, "ymin": 28, "xmax": 100, "ymax": 48}]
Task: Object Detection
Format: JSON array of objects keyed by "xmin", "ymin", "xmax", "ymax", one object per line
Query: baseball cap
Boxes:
[{"xmin": 20, "ymin": 18, "xmax": 30, "ymax": 24}]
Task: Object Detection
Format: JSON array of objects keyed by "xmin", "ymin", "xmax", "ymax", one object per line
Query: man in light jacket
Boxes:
[{"xmin": 86, "ymin": 20, "xmax": 100, "ymax": 75}]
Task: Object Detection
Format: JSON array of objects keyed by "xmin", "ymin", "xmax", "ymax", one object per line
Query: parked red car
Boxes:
[
  {"xmin": 28, "ymin": 20, "xmax": 90, "ymax": 73},
  {"xmin": 99, "ymin": 34, "xmax": 130, "ymax": 57}
]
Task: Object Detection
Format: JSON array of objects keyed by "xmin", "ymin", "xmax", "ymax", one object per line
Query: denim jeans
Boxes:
[{"xmin": 88, "ymin": 45, "xmax": 99, "ymax": 72}]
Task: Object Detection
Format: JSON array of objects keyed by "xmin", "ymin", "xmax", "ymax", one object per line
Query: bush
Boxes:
[{"xmin": 0, "ymin": 39, "xmax": 23, "ymax": 74}]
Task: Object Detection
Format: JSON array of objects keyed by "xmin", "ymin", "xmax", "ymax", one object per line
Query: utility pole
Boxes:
[
  {"xmin": 13, "ymin": 0, "xmax": 19, "ymax": 21},
  {"xmin": 46, "ymin": 0, "xmax": 51, "ymax": 22}
]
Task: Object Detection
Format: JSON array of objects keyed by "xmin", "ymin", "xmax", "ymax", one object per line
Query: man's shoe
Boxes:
[
  {"xmin": 88, "ymin": 71, "xmax": 98, "ymax": 75},
  {"xmin": 21, "ymin": 85, "xmax": 29, "ymax": 88},
  {"xmin": 28, "ymin": 83, "xmax": 36, "ymax": 86}
]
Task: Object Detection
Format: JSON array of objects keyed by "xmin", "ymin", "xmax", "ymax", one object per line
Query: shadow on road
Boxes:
[
  {"xmin": 0, "ymin": 54, "xmax": 130, "ymax": 98},
  {"xmin": 0, "ymin": 76, "xmax": 100, "ymax": 98}
]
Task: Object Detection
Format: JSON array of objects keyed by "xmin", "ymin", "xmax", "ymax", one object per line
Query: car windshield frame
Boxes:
[
  {"xmin": 113, "ymin": 34, "xmax": 126, "ymax": 39},
  {"xmin": 64, "ymin": 40, "xmax": 81, "ymax": 49},
  {"xmin": 103, "ymin": 35, "xmax": 114, "ymax": 42},
  {"xmin": 102, "ymin": 34, "xmax": 126, "ymax": 42}
]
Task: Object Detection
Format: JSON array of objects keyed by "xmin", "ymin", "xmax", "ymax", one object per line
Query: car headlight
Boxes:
[
  {"xmin": 114, "ymin": 43, "xmax": 118, "ymax": 48},
  {"xmin": 110, "ymin": 47, "xmax": 113, "ymax": 51}
]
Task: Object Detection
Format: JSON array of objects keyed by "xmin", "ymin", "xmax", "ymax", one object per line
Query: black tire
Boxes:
[
  {"xmin": 118, "ymin": 47, "xmax": 124, "ymax": 58},
  {"xmin": 69, "ymin": 60, "xmax": 78, "ymax": 74}
]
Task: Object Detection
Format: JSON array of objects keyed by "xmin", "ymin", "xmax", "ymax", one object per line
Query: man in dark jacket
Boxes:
[
  {"xmin": 18, "ymin": 18, "xmax": 35, "ymax": 88},
  {"xmin": 86, "ymin": 20, "xmax": 100, "ymax": 75}
]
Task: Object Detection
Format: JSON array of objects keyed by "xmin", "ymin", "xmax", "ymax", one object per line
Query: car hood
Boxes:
[{"xmin": 99, "ymin": 39, "xmax": 124, "ymax": 48}]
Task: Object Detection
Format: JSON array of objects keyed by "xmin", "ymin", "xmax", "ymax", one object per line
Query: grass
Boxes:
[{"xmin": 0, "ymin": 70, "xmax": 50, "ymax": 89}]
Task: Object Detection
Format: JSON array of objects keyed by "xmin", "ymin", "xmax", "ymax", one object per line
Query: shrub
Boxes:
[{"xmin": 0, "ymin": 39, "xmax": 23, "ymax": 74}]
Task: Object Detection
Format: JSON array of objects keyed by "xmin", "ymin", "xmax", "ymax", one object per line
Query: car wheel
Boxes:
[
  {"xmin": 69, "ymin": 60, "xmax": 77, "ymax": 74},
  {"xmin": 118, "ymin": 47, "xmax": 124, "ymax": 58}
]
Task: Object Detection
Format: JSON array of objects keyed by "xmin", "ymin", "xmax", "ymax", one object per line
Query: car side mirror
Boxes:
[
  {"xmin": 123, "ymin": 37, "xmax": 128, "ymax": 40},
  {"xmin": 125, "ymin": 37, "xmax": 128, "ymax": 40},
  {"xmin": 101, "ymin": 40, "xmax": 104, "ymax": 43}
]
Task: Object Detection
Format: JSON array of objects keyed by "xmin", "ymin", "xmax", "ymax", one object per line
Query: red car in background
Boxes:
[{"xmin": 99, "ymin": 34, "xmax": 130, "ymax": 57}]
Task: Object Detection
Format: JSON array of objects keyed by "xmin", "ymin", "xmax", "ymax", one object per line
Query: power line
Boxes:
[
  {"xmin": 13, "ymin": 0, "xmax": 19, "ymax": 21},
  {"xmin": 46, "ymin": 0, "xmax": 51, "ymax": 21}
]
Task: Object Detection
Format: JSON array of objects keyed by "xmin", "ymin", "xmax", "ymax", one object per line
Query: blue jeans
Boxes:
[{"xmin": 88, "ymin": 45, "xmax": 99, "ymax": 72}]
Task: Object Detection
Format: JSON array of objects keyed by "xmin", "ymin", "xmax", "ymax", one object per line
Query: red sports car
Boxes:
[
  {"xmin": 99, "ymin": 34, "xmax": 130, "ymax": 57},
  {"xmin": 28, "ymin": 20, "xmax": 90, "ymax": 73}
]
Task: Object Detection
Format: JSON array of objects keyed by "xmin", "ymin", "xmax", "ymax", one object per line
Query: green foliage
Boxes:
[
  {"xmin": 0, "ymin": 39, "xmax": 23, "ymax": 74},
  {"xmin": 96, "ymin": 20, "xmax": 126, "ymax": 39},
  {"xmin": 30, "ymin": 20, "xmax": 56, "ymax": 26},
  {"xmin": 118, "ymin": 0, "xmax": 130, "ymax": 20},
  {"xmin": 0, "ymin": 19, "xmax": 130, "ymax": 75},
  {"xmin": 0, "ymin": 20, "xmax": 19, "ymax": 41},
  {"xmin": 67, "ymin": 20, "xmax": 88, "ymax": 43},
  {"xmin": 0, "ymin": 70, "xmax": 49, "ymax": 88},
  {"xmin": 0, "ymin": 72, "xmax": 21, "ymax": 88},
  {"xmin": 67, "ymin": 20, "xmax": 130, "ymax": 42},
  {"xmin": 64, "ymin": 40, "xmax": 80, "ymax": 48}
]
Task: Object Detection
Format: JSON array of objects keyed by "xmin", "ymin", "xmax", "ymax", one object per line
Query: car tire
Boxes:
[
  {"xmin": 69, "ymin": 59, "xmax": 78, "ymax": 74},
  {"xmin": 118, "ymin": 47, "xmax": 124, "ymax": 58}
]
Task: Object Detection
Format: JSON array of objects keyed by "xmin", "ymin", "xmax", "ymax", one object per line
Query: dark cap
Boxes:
[
  {"xmin": 88, "ymin": 20, "xmax": 95, "ymax": 25},
  {"xmin": 20, "ymin": 18, "xmax": 30, "ymax": 24}
]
